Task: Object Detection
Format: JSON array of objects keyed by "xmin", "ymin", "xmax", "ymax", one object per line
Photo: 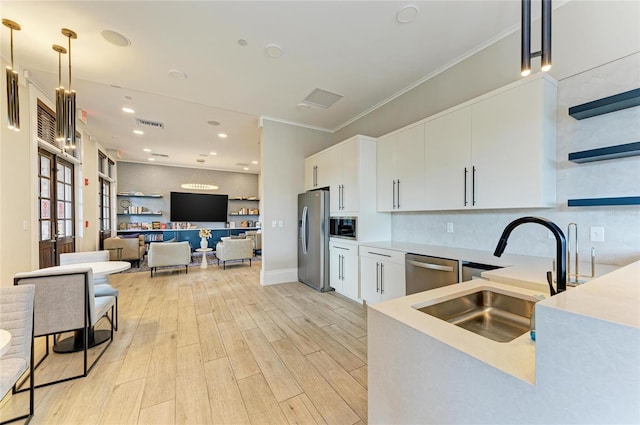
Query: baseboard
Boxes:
[{"xmin": 260, "ymin": 268, "xmax": 298, "ymax": 286}]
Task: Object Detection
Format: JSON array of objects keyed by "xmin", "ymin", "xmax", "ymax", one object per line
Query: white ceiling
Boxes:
[{"xmin": 1, "ymin": 1, "xmax": 538, "ymax": 173}]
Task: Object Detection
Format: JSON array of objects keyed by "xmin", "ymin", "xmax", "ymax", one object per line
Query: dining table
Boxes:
[{"xmin": 41, "ymin": 261, "xmax": 130, "ymax": 353}]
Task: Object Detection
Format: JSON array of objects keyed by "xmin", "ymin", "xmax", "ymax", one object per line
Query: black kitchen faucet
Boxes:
[{"xmin": 493, "ymin": 216, "xmax": 567, "ymax": 295}]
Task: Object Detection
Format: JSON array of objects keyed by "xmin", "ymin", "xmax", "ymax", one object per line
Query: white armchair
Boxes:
[
  {"xmin": 215, "ymin": 238, "xmax": 253, "ymax": 269},
  {"xmin": 147, "ymin": 241, "xmax": 191, "ymax": 277}
]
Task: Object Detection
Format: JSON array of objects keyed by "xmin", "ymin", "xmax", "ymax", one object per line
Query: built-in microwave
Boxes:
[{"xmin": 329, "ymin": 217, "xmax": 357, "ymax": 240}]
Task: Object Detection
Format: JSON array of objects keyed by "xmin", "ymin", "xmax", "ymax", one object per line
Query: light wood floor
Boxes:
[{"xmin": 1, "ymin": 262, "xmax": 368, "ymax": 424}]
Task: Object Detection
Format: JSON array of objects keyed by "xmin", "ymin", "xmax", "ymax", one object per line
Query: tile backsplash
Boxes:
[{"xmin": 392, "ymin": 53, "xmax": 640, "ymax": 266}]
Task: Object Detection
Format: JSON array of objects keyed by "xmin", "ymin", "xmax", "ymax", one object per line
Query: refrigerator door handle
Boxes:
[{"xmin": 301, "ymin": 205, "xmax": 308, "ymax": 255}]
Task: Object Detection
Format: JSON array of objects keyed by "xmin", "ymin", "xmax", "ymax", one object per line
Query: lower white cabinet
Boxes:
[
  {"xmin": 360, "ymin": 247, "xmax": 406, "ymax": 304},
  {"xmin": 329, "ymin": 240, "xmax": 359, "ymax": 301}
]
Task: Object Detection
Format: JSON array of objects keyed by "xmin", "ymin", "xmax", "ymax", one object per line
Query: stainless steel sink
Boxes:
[{"xmin": 416, "ymin": 290, "xmax": 535, "ymax": 342}]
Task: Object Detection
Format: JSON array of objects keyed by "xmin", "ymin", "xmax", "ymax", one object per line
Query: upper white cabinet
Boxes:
[
  {"xmin": 424, "ymin": 108, "xmax": 472, "ymax": 210},
  {"xmin": 469, "ymin": 76, "xmax": 557, "ymax": 209},
  {"xmin": 376, "ymin": 123, "xmax": 426, "ymax": 212},
  {"xmin": 329, "ymin": 138, "xmax": 359, "ymax": 214},
  {"xmin": 422, "ymin": 74, "xmax": 557, "ymax": 211},
  {"xmin": 305, "ymin": 148, "xmax": 338, "ymax": 191}
]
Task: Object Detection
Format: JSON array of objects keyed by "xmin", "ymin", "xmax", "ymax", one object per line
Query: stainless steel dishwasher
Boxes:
[{"xmin": 405, "ymin": 253, "xmax": 459, "ymax": 295}]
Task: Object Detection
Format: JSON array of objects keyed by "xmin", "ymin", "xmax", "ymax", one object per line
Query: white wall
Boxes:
[
  {"xmin": 259, "ymin": 119, "xmax": 333, "ymax": 285},
  {"xmin": 333, "ymin": 0, "xmax": 640, "ymax": 266},
  {"xmin": 0, "ymin": 59, "xmax": 33, "ymax": 285}
]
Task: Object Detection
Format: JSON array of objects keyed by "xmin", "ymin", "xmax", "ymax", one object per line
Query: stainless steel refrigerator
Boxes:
[{"xmin": 298, "ymin": 190, "xmax": 331, "ymax": 292}]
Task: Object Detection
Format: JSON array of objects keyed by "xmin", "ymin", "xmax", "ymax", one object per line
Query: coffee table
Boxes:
[{"xmin": 195, "ymin": 248, "xmax": 213, "ymax": 269}]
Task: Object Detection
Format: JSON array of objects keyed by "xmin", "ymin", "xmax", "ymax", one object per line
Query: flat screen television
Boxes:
[{"xmin": 170, "ymin": 192, "xmax": 228, "ymax": 222}]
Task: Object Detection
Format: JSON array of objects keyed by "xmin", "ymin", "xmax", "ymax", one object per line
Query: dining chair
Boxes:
[
  {"xmin": 0, "ymin": 284, "xmax": 35, "ymax": 425},
  {"xmin": 59, "ymin": 251, "xmax": 120, "ymax": 330},
  {"xmin": 13, "ymin": 268, "xmax": 115, "ymax": 389}
]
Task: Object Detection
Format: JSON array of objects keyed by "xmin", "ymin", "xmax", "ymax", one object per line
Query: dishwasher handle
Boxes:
[{"xmin": 407, "ymin": 260, "xmax": 454, "ymax": 272}]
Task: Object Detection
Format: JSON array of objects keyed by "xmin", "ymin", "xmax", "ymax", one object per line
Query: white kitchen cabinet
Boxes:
[
  {"xmin": 304, "ymin": 147, "xmax": 339, "ymax": 191},
  {"xmin": 329, "ymin": 240, "xmax": 359, "ymax": 301},
  {"xmin": 470, "ymin": 76, "xmax": 557, "ymax": 208},
  {"xmin": 330, "ymin": 138, "xmax": 359, "ymax": 215},
  {"xmin": 424, "ymin": 108, "xmax": 472, "ymax": 210},
  {"xmin": 360, "ymin": 247, "xmax": 405, "ymax": 304},
  {"xmin": 423, "ymin": 74, "xmax": 557, "ymax": 210},
  {"xmin": 376, "ymin": 124, "xmax": 426, "ymax": 212}
]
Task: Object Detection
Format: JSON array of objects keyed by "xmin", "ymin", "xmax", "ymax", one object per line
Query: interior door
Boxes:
[{"xmin": 38, "ymin": 149, "xmax": 75, "ymax": 268}]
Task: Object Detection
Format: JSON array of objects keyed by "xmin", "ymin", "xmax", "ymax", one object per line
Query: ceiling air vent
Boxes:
[
  {"xmin": 302, "ymin": 88, "xmax": 344, "ymax": 109},
  {"xmin": 135, "ymin": 118, "xmax": 165, "ymax": 129},
  {"xmin": 151, "ymin": 153, "xmax": 169, "ymax": 158}
]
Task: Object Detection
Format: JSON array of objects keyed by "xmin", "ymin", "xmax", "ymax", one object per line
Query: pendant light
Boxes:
[
  {"xmin": 61, "ymin": 28, "xmax": 77, "ymax": 150},
  {"xmin": 52, "ymin": 44, "xmax": 67, "ymax": 143},
  {"xmin": 521, "ymin": 0, "xmax": 552, "ymax": 77},
  {"xmin": 2, "ymin": 19, "xmax": 21, "ymax": 131}
]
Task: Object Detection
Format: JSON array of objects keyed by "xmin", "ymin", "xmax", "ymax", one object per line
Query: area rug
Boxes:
[{"xmin": 121, "ymin": 251, "xmax": 261, "ymax": 273}]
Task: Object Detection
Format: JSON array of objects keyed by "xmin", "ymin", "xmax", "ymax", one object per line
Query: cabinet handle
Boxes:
[
  {"xmin": 340, "ymin": 184, "xmax": 344, "ymax": 210},
  {"xmin": 339, "ymin": 255, "xmax": 343, "ymax": 280},
  {"xmin": 367, "ymin": 251, "xmax": 391, "ymax": 257},
  {"xmin": 392, "ymin": 180, "xmax": 396, "ymax": 209},
  {"xmin": 472, "ymin": 166, "xmax": 476, "ymax": 206},
  {"xmin": 380, "ymin": 262, "xmax": 385, "ymax": 294},
  {"xmin": 397, "ymin": 180, "xmax": 400, "ymax": 209},
  {"xmin": 376, "ymin": 262, "xmax": 380, "ymax": 293},
  {"xmin": 341, "ymin": 184, "xmax": 344, "ymax": 210},
  {"xmin": 464, "ymin": 167, "xmax": 468, "ymax": 206},
  {"xmin": 313, "ymin": 165, "xmax": 318, "ymax": 187},
  {"xmin": 407, "ymin": 260, "xmax": 454, "ymax": 272}
]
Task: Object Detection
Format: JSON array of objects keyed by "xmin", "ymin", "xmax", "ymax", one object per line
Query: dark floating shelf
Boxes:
[
  {"xmin": 568, "ymin": 88, "xmax": 640, "ymax": 120},
  {"xmin": 568, "ymin": 141, "xmax": 640, "ymax": 163},
  {"xmin": 568, "ymin": 196, "xmax": 640, "ymax": 207}
]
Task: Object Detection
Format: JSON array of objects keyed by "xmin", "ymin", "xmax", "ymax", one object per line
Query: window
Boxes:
[
  {"xmin": 37, "ymin": 99, "xmax": 81, "ymax": 159},
  {"xmin": 99, "ymin": 177, "xmax": 111, "ymax": 232}
]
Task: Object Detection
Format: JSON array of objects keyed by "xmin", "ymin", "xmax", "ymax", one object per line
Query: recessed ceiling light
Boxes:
[
  {"xmin": 133, "ymin": 130, "xmax": 144, "ymax": 135},
  {"xmin": 243, "ymin": 167, "xmax": 249, "ymax": 171},
  {"xmin": 148, "ymin": 157, "xmax": 155, "ymax": 161},
  {"xmin": 168, "ymin": 69, "xmax": 187, "ymax": 80},
  {"xmin": 296, "ymin": 102, "xmax": 310, "ymax": 111},
  {"xmin": 207, "ymin": 120, "xmax": 220, "ymax": 126},
  {"xmin": 218, "ymin": 133, "xmax": 227, "ymax": 139},
  {"xmin": 210, "ymin": 152, "xmax": 217, "ymax": 156},
  {"xmin": 265, "ymin": 43, "xmax": 283, "ymax": 58},
  {"xmin": 396, "ymin": 4, "xmax": 419, "ymax": 23},
  {"xmin": 238, "ymin": 39, "xmax": 248, "ymax": 47},
  {"xmin": 251, "ymin": 160, "xmax": 258, "ymax": 164},
  {"xmin": 143, "ymin": 148, "xmax": 151, "ymax": 152},
  {"xmin": 102, "ymin": 29, "xmax": 131, "ymax": 47},
  {"xmin": 122, "ymin": 107, "xmax": 135, "ymax": 114}
]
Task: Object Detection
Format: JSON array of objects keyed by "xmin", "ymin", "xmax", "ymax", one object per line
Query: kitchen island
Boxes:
[{"xmin": 368, "ymin": 260, "xmax": 640, "ymax": 424}]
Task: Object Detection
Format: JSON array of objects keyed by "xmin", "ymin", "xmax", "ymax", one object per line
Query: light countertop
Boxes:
[{"xmin": 369, "ymin": 279, "xmax": 544, "ymax": 383}]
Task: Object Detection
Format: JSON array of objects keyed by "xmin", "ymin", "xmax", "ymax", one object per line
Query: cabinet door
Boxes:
[
  {"xmin": 339, "ymin": 139, "xmax": 359, "ymax": 214},
  {"xmin": 380, "ymin": 261, "xmax": 406, "ymax": 302},
  {"xmin": 376, "ymin": 134, "xmax": 397, "ymax": 212},
  {"xmin": 304, "ymin": 157, "xmax": 317, "ymax": 191},
  {"xmin": 341, "ymin": 247, "xmax": 359, "ymax": 301},
  {"xmin": 396, "ymin": 124, "xmax": 426, "ymax": 211},
  {"xmin": 471, "ymin": 79, "xmax": 547, "ymax": 208},
  {"xmin": 329, "ymin": 244, "xmax": 342, "ymax": 292},
  {"xmin": 360, "ymin": 256, "xmax": 380, "ymax": 304},
  {"xmin": 424, "ymin": 108, "xmax": 472, "ymax": 210}
]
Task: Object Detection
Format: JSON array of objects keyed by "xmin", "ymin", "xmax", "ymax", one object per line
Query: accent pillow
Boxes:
[
  {"xmin": 164, "ymin": 237, "xmax": 176, "ymax": 243},
  {"xmin": 230, "ymin": 235, "xmax": 246, "ymax": 239}
]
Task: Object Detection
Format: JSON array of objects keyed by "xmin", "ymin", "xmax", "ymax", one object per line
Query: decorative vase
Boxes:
[{"xmin": 200, "ymin": 237, "xmax": 208, "ymax": 249}]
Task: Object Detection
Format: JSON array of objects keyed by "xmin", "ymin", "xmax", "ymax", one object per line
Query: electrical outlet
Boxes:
[
  {"xmin": 447, "ymin": 223, "xmax": 454, "ymax": 233},
  {"xmin": 272, "ymin": 220, "xmax": 277, "ymax": 228},
  {"xmin": 278, "ymin": 220, "xmax": 283, "ymax": 228},
  {"xmin": 590, "ymin": 226, "xmax": 605, "ymax": 242}
]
